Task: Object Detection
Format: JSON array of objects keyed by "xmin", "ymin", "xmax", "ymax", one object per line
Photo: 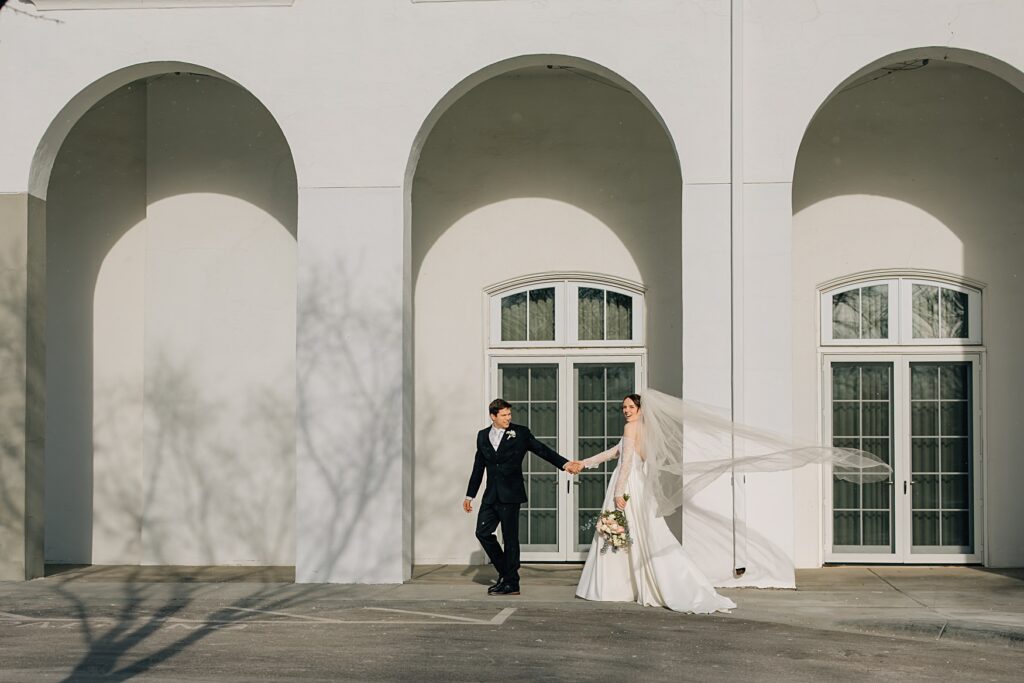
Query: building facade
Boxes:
[{"xmin": 2, "ymin": 0, "xmax": 1023, "ymax": 584}]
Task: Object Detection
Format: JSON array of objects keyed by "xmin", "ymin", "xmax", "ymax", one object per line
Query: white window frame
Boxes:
[
  {"xmin": 566, "ymin": 282, "xmax": 644, "ymax": 348},
  {"xmin": 489, "ymin": 283, "xmax": 567, "ymax": 349},
  {"xmin": 487, "ymin": 274, "xmax": 644, "ymax": 349},
  {"xmin": 899, "ymin": 279, "xmax": 982, "ymax": 346},
  {"xmin": 488, "ymin": 352, "xmax": 646, "ymax": 562},
  {"xmin": 821, "ymin": 352, "xmax": 984, "ymax": 565},
  {"xmin": 820, "ymin": 274, "xmax": 983, "ymax": 347},
  {"xmin": 820, "ymin": 278, "xmax": 899, "ymax": 346}
]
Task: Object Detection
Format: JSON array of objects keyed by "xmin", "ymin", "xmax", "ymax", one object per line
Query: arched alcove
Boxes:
[
  {"xmin": 35, "ymin": 66, "xmax": 298, "ymax": 568},
  {"xmin": 792, "ymin": 48, "xmax": 1024, "ymax": 567},
  {"xmin": 406, "ymin": 56, "xmax": 682, "ymax": 567}
]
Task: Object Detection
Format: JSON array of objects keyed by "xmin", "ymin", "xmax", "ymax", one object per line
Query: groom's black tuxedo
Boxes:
[
  {"xmin": 466, "ymin": 423, "xmax": 569, "ymax": 504},
  {"xmin": 466, "ymin": 423, "xmax": 569, "ymax": 588}
]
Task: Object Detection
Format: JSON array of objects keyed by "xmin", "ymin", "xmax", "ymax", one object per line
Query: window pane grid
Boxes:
[
  {"xmin": 831, "ymin": 363, "xmax": 894, "ymax": 550},
  {"xmin": 910, "ymin": 362, "xmax": 972, "ymax": 550},
  {"xmin": 576, "ymin": 363, "xmax": 634, "ymax": 547},
  {"xmin": 502, "ymin": 364, "xmax": 558, "ymax": 547}
]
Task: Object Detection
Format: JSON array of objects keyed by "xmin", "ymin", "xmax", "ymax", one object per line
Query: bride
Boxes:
[
  {"xmin": 574, "ymin": 391, "xmax": 889, "ymax": 614},
  {"xmin": 575, "ymin": 393, "xmax": 735, "ymax": 613}
]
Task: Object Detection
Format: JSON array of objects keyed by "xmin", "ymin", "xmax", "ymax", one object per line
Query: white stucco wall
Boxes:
[
  {"xmin": 4, "ymin": 0, "xmax": 1024, "ymax": 580},
  {"xmin": 44, "ymin": 75, "xmax": 297, "ymax": 567}
]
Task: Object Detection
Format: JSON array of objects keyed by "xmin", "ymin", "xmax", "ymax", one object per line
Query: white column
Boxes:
[
  {"xmin": 295, "ymin": 186, "xmax": 407, "ymax": 583},
  {"xmin": 0, "ymin": 193, "xmax": 45, "ymax": 580}
]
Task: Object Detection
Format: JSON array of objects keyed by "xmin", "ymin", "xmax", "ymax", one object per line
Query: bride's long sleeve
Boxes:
[
  {"xmin": 580, "ymin": 441, "xmax": 620, "ymax": 469},
  {"xmin": 613, "ymin": 436, "xmax": 636, "ymax": 498}
]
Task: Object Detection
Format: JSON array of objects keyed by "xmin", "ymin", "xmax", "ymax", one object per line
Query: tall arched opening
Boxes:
[
  {"xmin": 406, "ymin": 56, "xmax": 683, "ymax": 567},
  {"xmin": 32, "ymin": 64, "xmax": 298, "ymax": 569},
  {"xmin": 792, "ymin": 48, "xmax": 1024, "ymax": 567}
]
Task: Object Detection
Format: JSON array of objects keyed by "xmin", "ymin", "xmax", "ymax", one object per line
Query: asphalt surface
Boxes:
[{"xmin": 1, "ymin": 564, "xmax": 1022, "ymax": 682}]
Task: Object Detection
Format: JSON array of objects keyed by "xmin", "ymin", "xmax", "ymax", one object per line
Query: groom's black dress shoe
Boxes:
[
  {"xmin": 491, "ymin": 582, "xmax": 520, "ymax": 596},
  {"xmin": 487, "ymin": 579, "xmax": 505, "ymax": 595}
]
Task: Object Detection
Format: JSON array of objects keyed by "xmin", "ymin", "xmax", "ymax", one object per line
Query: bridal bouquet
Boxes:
[{"xmin": 596, "ymin": 495, "xmax": 632, "ymax": 554}]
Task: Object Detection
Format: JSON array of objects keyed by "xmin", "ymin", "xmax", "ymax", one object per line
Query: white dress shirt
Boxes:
[{"xmin": 488, "ymin": 426, "xmax": 506, "ymax": 452}]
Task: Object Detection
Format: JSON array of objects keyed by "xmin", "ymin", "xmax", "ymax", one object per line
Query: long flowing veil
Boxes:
[{"xmin": 640, "ymin": 389, "xmax": 892, "ymax": 519}]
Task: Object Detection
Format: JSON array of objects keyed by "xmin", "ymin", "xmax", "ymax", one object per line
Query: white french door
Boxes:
[
  {"xmin": 490, "ymin": 354, "xmax": 644, "ymax": 561},
  {"xmin": 823, "ymin": 353, "xmax": 983, "ymax": 563}
]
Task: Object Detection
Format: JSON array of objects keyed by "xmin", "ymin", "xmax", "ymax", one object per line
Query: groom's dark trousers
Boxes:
[{"xmin": 466, "ymin": 423, "xmax": 568, "ymax": 586}]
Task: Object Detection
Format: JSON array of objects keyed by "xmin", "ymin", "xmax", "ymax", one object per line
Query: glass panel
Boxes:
[
  {"xmin": 577, "ymin": 437, "xmax": 605, "ymax": 459},
  {"xmin": 832, "ymin": 403, "xmax": 859, "ymax": 437},
  {"xmin": 912, "ymin": 475, "xmax": 938, "ymax": 508},
  {"xmin": 863, "ymin": 511, "xmax": 890, "ymax": 546},
  {"xmin": 530, "ymin": 452, "xmax": 557, "ymax": 473},
  {"xmin": 531, "ymin": 366, "xmax": 558, "ymax": 401},
  {"xmin": 575, "ymin": 363, "xmax": 636, "ymax": 552},
  {"xmin": 530, "ymin": 510, "xmax": 557, "ymax": 545},
  {"xmin": 912, "ymin": 439, "xmax": 938, "ymax": 472},
  {"xmin": 941, "ymin": 438, "xmax": 969, "ymax": 472},
  {"xmin": 606, "ymin": 365, "xmax": 633, "ymax": 400},
  {"xmin": 910, "ymin": 365, "xmax": 937, "ymax": 400},
  {"xmin": 531, "ymin": 474, "xmax": 557, "ymax": 508},
  {"xmin": 941, "ymin": 511, "xmax": 970, "ymax": 547},
  {"xmin": 501, "ymin": 292, "xmax": 528, "ymax": 341},
  {"xmin": 501, "ymin": 363, "xmax": 560, "ymax": 549},
  {"xmin": 833, "ymin": 511, "xmax": 860, "ymax": 545},
  {"xmin": 578, "ymin": 287, "xmax": 604, "ymax": 341},
  {"xmin": 862, "ymin": 481, "xmax": 889, "ymax": 509},
  {"xmin": 528, "ymin": 288, "xmax": 556, "ymax": 342},
  {"xmin": 862, "ymin": 403, "xmax": 890, "ymax": 436},
  {"xmin": 910, "ymin": 362, "xmax": 974, "ymax": 553},
  {"xmin": 860, "ymin": 439, "xmax": 890, "ymax": 464},
  {"xmin": 530, "ymin": 404, "xmax": 557, "ymax": 439},
  {"xmin": 911, "ymin": 402, "xmax": 937, "ymax": 436},
  {"xmin": 833, "ymin": 478, "xmax": 859, "ymax": 508},
  {"xmin": 832, "ymin": 290, "xmax": 860, "ymax": 339},
  {"xmin": 913, "ymin": 511, "xmax": 939, "ymax": 546},
  {"xmin": 940, "ymin": 365, "xmax": 968, "ymax": 400},
  {"xmin": 502, "ymin": 366, "xmax": 529, "ymax": 402},
  {"xmin": 577, "ymin": 403, "xmax": 603, "ymax": 437},
  {"xmin": 577, "ymin": 366, "xmax": 604, "ymax": 401},
  {"xmin": 912, "ymin": 284, "xmax": 939, "ymax": 338},
  {"xmin": 578, "ymin": 511, "xmax": 596, "ymax": 546},
  {"xmin": 941, "ymin": 289, "xmax": 969, "ymax": 339},
  {"xmin": 861, "ymin": 366, "xmax": 890, "ymax": 400},
  {"xmin": 579, "ymin": 474, "xmax": 606, "ymax": 508},
  {"xmin": 832, "ymin": 366, "xmax": 860, "ymax": 400},
  {"xmin": 941, "ymin": 474, "xmax": 969, "ymax": 510},
  {"xmin": 830, "ymin": 363, "xmax": 893, "ymax": 553},
  {"xmin": 941, "ymin": 402, "xmax": 969, "ymax": 437},
  {"xmin": 861, "ymin": 285, "xmax": 889, "ymax": 339},
  {"xmin": 606, "ymin": 291, "xmax": 633, "ymax": 340}
]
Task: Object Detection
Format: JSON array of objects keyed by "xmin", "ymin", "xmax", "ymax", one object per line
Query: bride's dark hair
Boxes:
[{"xmin": 623, "ymin": 393, "xmax": 642, "ymax": 409}]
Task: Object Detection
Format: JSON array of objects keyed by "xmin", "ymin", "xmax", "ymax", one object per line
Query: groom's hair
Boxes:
[{"xmin": 488, "ymin": 398, "xmax": 512, "ymax": 415}]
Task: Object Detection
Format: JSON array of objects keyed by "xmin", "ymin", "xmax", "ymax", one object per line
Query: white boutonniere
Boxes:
[{"xmin": 506, "ymin": 429, "xmax": 517, "ymax": 439}]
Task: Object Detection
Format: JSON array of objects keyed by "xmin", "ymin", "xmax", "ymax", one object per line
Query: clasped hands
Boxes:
[{"xmin": 564, "ymin": 460, "xmax": 584, "ymax": 475}]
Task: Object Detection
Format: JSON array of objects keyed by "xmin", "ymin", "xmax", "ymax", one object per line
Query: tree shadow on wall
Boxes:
[{"xmin": 295, "ymin": 253, "xmax": 404, "ymax": 580}]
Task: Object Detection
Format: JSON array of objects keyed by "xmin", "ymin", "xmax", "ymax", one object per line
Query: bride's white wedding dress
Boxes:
[{"xmin": 575, "ymin": 436, "xmax": 736, "ymax": 614}]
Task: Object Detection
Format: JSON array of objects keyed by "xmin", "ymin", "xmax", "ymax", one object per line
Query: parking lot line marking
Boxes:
[
  {"xmin": 222, "ymin": 606, "xmax": 337, "ymax": 622},
  {"xmin": 0, "ymin": 607, "xmax": 518, "ymax": 628}
]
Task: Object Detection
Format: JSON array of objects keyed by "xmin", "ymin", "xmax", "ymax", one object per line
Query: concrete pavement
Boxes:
[{"xmin": 0, "ymin": 564, "xmax": 1022, "ymax": 681}]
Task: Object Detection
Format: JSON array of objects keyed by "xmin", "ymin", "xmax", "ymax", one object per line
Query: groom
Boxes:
[{"xmin": 464, "ymin": 398, "xmax": 582, "ymax": 595}]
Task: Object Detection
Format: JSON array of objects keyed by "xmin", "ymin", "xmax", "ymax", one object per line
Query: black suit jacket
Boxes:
[{"xmin": 466, "ymin": 423, "xmax": 569, "ymax": 505}]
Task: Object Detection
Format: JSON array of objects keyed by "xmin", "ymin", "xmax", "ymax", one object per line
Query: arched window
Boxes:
[
  {"xmin": 819, "ymin": 271, "xmax": 984, "ymax": 565},
  {"xmin": 821, "ymin": 275, "xmax": 981, "ymax": 345},
  {"xmin": 488, "ymin": 276, "xmax": 644, "ymax": 348},
  {"xmin": 485, "ymin": 274, "xmax": 645, "ymax": 562}
]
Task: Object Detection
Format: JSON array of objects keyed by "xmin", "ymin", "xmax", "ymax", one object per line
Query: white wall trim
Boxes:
[
  {"xmin": 484, "ymin": 271, "xmax": 645, "ymax": 296},
  {"xmin": 818, "ymin": 268, "xmax": 987, "ymax": 293}
]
